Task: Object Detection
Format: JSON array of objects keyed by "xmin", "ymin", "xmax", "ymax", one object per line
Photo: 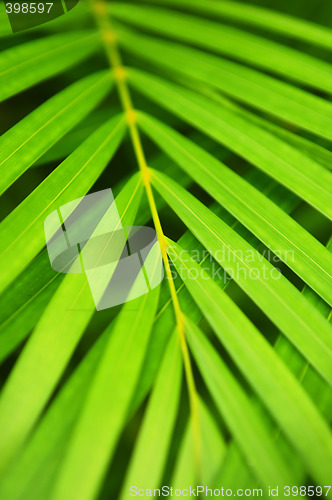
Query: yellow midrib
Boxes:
[{"xmin": 90, "ymin": 0, "xmax": 202, "ymax": 480}]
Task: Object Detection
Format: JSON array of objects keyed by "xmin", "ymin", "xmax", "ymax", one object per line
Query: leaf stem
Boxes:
[{"xmin": 91, "ymin": 0, "xmax": 201, "ymax": 479}]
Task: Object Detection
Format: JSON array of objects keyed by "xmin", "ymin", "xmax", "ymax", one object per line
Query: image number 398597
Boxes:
[{"xmin": 4, "ymin": 0, "xmax": 79, "ymax": 33}]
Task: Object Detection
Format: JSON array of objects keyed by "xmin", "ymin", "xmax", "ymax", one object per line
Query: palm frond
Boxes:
[{"xmin": 0, "ymin": 0, "xmax": 331, "ymax": 498}]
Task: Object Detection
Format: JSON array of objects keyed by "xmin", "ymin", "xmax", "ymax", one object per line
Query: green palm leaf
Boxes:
[
  {"xmin": 0, "ymin": 174, "xmax": 142, "ymax": 475},
  {"xmin": 171, "ymin": 399, "xmax": 226, "ymax": 489},
  {"xmin": 0, "ymin": 71, "xmax": 113, "ymax": 194},
  {"xmin": 112, "ymin": 3, "xmax": 332, "ymax": 94},
  {"xmin": 0, "ymin": 0, "xmax": 331, "ymax": 497},
  {"xmin": 168, "ymin": 239, "xmax": 332, "ymax": 486},
  {"xmin": 145, "ymin": 0, "xmax": 332, "ymax": 50},
  {"xmin": 0, "ymin": 325, "xmax": 112, "ymax": 500},
  {"xmin": 185, "ymin": 318, "xmax": 293, "ymax": 488},
  {"xmin": 121, "ymin": 29, "xmax": 332, "ymax": 140},
  {"xmin": 139, "ymin": 112, "xmax": 332, "ymax": 305},
  {"xmin": 0, "ymin": 114, "xmax": 126, "ymax": 294},
  {"xmin": 151, "ymin": 169, "xmax": 332, "ymax": 383},
  {"xmin": 128, "ymin": 68, "xmax": 332, "ymax": 218},
  {"xmin": 51, "ymin": 286, "xmax": 160, "ymax": 500},
  {"xmin": 119, "ymin": 333, "xmax": 182, "ymax": 497},
  {"xmin": 0, "ymin": 31, "xmax": 101, "ymax": 101}
]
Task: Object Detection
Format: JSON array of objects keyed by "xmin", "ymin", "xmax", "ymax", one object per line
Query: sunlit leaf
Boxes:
[
  {"xmin": 129, "ymin": 69, "xmax": 332, "ymax": 218},
  {"xmin": 0, "ymin": 71, "xmax": 113, "ymax": 194},
  {"xmin": 0, "ymin": 114, "xmax": 126, "ymax": 294},
  {"xmin": 0, "ymin": 31, "xmax": 101, "ymax": 101},
  {"xmin": 168, "ymin": 239, "xmax": 332, "ymax": 486}
]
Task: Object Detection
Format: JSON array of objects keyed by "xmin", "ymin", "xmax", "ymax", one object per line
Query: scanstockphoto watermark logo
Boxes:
[
  {"xmin": 129, "ymin": 485, "xmax": 331, "ymax": 497},
  {"xmin": 44, "ymin": 189, "xmax": 293, "ymax": 310},
  {"xmin": 44, "ymin": 189, "xmax": 164, "ymax": 311},
  {"xmin": 129, "ymin": 485, "xmax": 265, "ymax": 497},
  {"xmin": 167, "ymin": 246, "xmax": 294, "ymax": 283},
  {"xmin": 2, "ymin": 0, "xmax": 79, "ymax": 33}
]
